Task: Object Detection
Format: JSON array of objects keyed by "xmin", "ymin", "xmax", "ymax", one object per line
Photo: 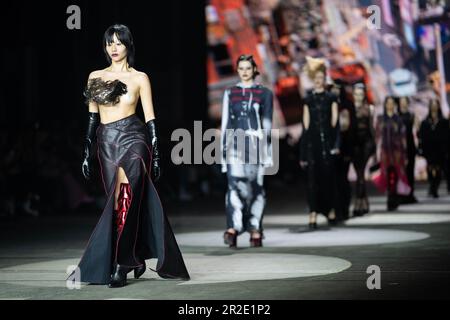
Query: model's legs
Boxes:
[
  {"xmin": 306, "ymin": 161, "xmax": 319, "ymax": 229},
  {"xmin": 427, "ymin": 163, "xmax": 441, "ymax": 198},
  {"xmin": 114, "ymin": 167, "xmax": 129, "ymax": 210},
  {"xmin": 387, "ymin": 166, "xmax": 399, "ymax": 211},
  {"xmin": 353, "ymin": 147, "xmax": 368, "ymax": 216},
  {"xmin": 247, "ymin": 165, "xmax": 266, "ymax": 244},
  {"xmin": 224, "ymin": 164, "xmax": 246, "ymax": 247},
  {"xmin": 406, "ymin": 152, "xmax": 416, "ymax": 197}
]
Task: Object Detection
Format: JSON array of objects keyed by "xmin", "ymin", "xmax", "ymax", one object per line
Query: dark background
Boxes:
[
  {"xmin": 0, "ymin": 0, "xmax": 211, "ymax": 215},
  {"xmin": 1, "ymin": 0, "xmax": 207, "ymax": 130}
]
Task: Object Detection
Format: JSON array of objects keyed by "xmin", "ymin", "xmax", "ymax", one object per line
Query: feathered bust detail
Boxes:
[{"xmin": 83, "ymin": 77, "xmax": 128, "ymax": 106}]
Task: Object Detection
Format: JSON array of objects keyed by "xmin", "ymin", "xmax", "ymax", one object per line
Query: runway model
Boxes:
[
  {"xmin": 398, "ymin": 96, "xmax": 418, "ymax": 203},
  {"xmin": 300, "ymin": 57, "xmax": 340, "ymax": 229},
  {"xmin": 351, "ymin": 83, "xmax": 376, "ymax": 216},
  {"xmin": 374, "ymin": 96, "xmax": 410, "ymax": 211},
  {"xmin": 331, "ymin": 81, "xmax": 355, "ymax": 221},
  {"xmin": 69, "ymin": 24, "xmax": 189, "ymax": 288},
  {"xmin": 221, "ymin": 54, "xmax": 273, "ymax": 248},
  {"xmin": 418, "ymin": 98, "xmax": 449, "ymax": 198}
]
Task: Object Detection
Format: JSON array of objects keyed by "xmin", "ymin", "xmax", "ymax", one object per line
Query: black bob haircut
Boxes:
[
  {"xmin": 103, "ymin": 24, "xmax": 135, "ymax": 67},
  {"xmin": 236, "ymin": 54, "xmax": 260, "ymax": 79}
]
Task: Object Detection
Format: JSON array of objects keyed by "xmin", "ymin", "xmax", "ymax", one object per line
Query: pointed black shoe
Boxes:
[
  {"xmin": 108, "ymin": 264, "xmax": 131, "ymax": 288},
  {"xmin": 134, "ymin": 261, "xmax": 146, "ymax": 279},
  {"xmin": 308, "ymin": 222, "xmax": 317, "ymax": 230}
]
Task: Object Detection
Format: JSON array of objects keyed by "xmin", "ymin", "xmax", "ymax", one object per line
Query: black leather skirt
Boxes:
[{"xmin": 71, "ymin": 114, "xmax": 190, "ymax": 284}]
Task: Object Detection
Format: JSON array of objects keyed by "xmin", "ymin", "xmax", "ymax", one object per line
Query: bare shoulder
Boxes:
[
  {"xmin": 131, "ymin": 69, "xmax": 151, "ymax": 84},
  {"xmin": 88, "ymin": 69, "xmax": 104, "ymax": 80}
]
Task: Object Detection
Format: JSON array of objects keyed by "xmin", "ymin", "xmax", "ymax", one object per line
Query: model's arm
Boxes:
[
  {"xmin": 417, "ymin": 121, "xmax": 424, "ymax": 156},
  {"xmin": 139, "ymin": 73, "xmax": 156, "ymax": 122},
  {"xmin": 300, "ymin": 104, "xmax": 309, "ymax": 166},
  {"xmin": 220, "ymin": 89, "xmax": 230, "ymax": 173},
  {"xmin": 331, "ymin": 100, "xmax": 340, "ymax": 152},
  {"xmin": 261, "ymin": 89, "xmax": 274, "ymax": 167},
  {"xmin": 369, "ymin": 104, "xmax": 376, "ymax": 140},
  {"xmin": 81, "ymin": 72, "xmax": 100, "ymax": 180},
  {"xmin": 262, "ymin": 90, "xmax": 274, "ymax": 131},
  {"xmin": 139, "ymin": 73, "xmax": 160, "ymax": 181},
  {"xmin": 303, "ymin": 104, "xmax": 310, "ymax": 130},
  {"xmin": 374, "ymin": 115, "xmax": 382, "ymax": 162},
  {"xmin": 331, "ymin": 101, "xmax": 338, "ymax": 128}
]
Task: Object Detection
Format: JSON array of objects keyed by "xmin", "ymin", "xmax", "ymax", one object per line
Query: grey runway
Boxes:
[{"xmin": 0, "ymin": 182, "xmax": 450, "ymax": 300}]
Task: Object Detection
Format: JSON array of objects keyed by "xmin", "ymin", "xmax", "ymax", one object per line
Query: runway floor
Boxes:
[{"xmin": 0, "ymin": 182, "xmax": 449, "ymax": 300}]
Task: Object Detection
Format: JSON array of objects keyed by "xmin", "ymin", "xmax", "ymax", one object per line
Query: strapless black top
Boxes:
[{"xmin": 83, "ymin": 77, "xmax": 127, "ymax": 106}]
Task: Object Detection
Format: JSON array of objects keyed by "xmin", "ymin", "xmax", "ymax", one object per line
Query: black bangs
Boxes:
[{"xmin": 102, "ymin": 24, "xmax": 135, "ymax": 67}]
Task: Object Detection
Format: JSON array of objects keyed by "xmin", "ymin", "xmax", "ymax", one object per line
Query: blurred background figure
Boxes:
[
  {"xmin": 221, "ymin": 55, "xmax": 274, "ymax": 248},
  {"xmin": 351, "ymin": 83, "xmax": 376, "ymax": 216},
  {"xmin": 418, "ymin": 98, "xmax": 449, "ymax": 198},
  {"xmin": 398, "ymin": 96, "xmax": 419, "ymax": 204},
  {"xmin": 330, "ymin": 80, "xmax": 355, "ymax": 222},
  {"xmin": 300, "ymin": 57, "xmax": 340, "ymax": 229},
  {"xmin": 374, "ymin": 96, "xmax": 411, "ymax": 211}
]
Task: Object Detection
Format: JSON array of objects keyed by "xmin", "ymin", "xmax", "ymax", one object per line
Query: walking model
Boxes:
[
  {"xmin": 221, "ymin": 54, "xmax": 273, "ymax": 248},
  {"xmin": 398, "ymin": 96, "xmax": 418, "ymax": 204},
  {"xmin": 69, "ymin": 24, "xmax": 189, "ymax": 288},
  {"xmin": 351, "ymin": 83, "xmax": 376, "ymax": 216},
  {"xmin": 374, "ymin": 96, "xmax": 410, "ymax": 211},
  {"xmin": 300, "ymin": 57, "xmax": 340, "ymax": 229},
  {"xmin": 418, "ymin": 98, "xmax": 449, "ymax": 198}
]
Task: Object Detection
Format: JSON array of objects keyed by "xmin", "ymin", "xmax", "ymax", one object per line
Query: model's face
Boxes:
[
  {"xmin": 399, "ymin": 97, "xmax": 409, "ymax": 112},
  {"xmin": 237, "ymin": 61, "xmax": 254, "ymax": 82},
  {"xmin": 385, "ymin": 98, "xmax": 396, "ymax": 113},
  {"xmin": 353, "ymin": 87, "xmax": 365, "ymax": 104},
  {"xmin": 313, "ymin": 71, "xmax": 325, "ymax": 88},
  {"xmin": 106, "ymin": 33, "xmax": 127, "ymax": 64}
]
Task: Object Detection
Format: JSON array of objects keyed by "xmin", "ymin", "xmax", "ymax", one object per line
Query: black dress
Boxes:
[
  {"xmin": 300, "ymin": 90, "xmax": 339, "ymax": 215},
  {"xmin": 418, "ymin": 116, "xmax": 449, "ymax": 196},
  {"xmin": 352, "ymin": 103, "xmax": 376, "ymax": 213},
  {"xmin": 399, "ymin": 111, "xmax": 417, "ymax": 198},
  {"xmin": 70, "ymin": 78, "xmax": 190, "ymax": 284},
  {"xmin": 334, "ymin": 103, "xmax": 356, "ymax": 220}
]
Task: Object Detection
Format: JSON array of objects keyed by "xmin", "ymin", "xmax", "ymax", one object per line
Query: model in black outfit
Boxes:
[
  {"xmin": 351, "ymin": 83, "xmax": 376, "ymax": 216},
  {"xmin": 330, "ymin": 81, "xmax": 354, "ymax": 221},
  {"xmin": 418, "ymin": 98, "xmax": 449, "ymax": 198},
  {"xmin": 398, "ymin": 96, "xmax": 418, "ymax": 203},
  {"xmin": 300, "ymin": 57, "xmax": 340, "ymax": 229},
  {"xmin": 68, "ymin": 24, "xmax": 190, "ymax": 288}
]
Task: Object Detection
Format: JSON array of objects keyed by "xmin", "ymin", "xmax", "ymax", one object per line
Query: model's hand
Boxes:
[
  {"xmin": 151, "ymin": 156, "xmax": 161, "ymax": 182},
  {"xmin": 81, "ymin": 141, "xmax": 92, "ymax": 180},
  {"xmin": 299, "ymin": 160, "xmax": 308, "ymax": 168},
  {"xmin": 330, "ymin": 148, "xmax": 340, "ymax": 155}
]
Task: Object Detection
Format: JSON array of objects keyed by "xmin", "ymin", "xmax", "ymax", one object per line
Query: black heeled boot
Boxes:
[
  {"xmin": 134, "ymin": 261, "xmax": 146, "ymax": 279},
  {"xmin": 108, "ymin": 264, "xmax": 132, "ymax": 288}
]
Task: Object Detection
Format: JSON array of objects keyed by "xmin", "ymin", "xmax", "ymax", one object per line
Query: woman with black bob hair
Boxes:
[{"xmin": 69, "ymin": 24, "xmax": 190, "ymax": 288}]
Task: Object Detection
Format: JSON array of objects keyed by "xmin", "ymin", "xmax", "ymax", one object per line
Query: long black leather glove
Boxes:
[
  {"xmin": 81, "ymin": 112, "xmax": 100, "ymax": 180},
  {"xmin": 145, "ymin": 119, "xmax": 161, "ymax": 182}
]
